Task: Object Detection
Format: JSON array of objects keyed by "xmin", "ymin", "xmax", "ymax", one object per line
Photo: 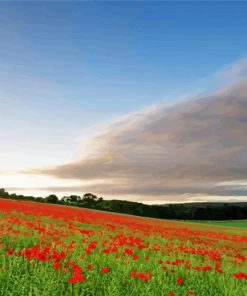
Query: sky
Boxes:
[{"xmin": 1, "ymin": 1, "xmax": 247, "ymax": 204}]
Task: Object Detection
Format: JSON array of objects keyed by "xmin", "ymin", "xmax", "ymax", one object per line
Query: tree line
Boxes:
[{"xmin": 0, "ymin": 188, "xmax": 246, "ymax": 220}]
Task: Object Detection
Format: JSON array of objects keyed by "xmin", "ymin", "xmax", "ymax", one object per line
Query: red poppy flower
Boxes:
[
  {"xmin": 101, "ymin": 267, "xmax": 109, "ymax": 273},
  {"xmin": 53, "ymin": 262, "xmax": 60, "ymax": 269},
  {"xmin": 234, "ymin": 272, "xmax": 247, "ymax": 279},
  {"xmin": 6, "ymin": 249, "xmax": 14, "ymax": 256},
  {"xmin": 133, "ymin": 254, "xmax": 139, "ymax": 260},
  {"xmin": 69, "ymin": 273, "xmax": 85, "ymax": 284},
  {"xmin": 176, "ymin": 277, "xmax": 183, "ymax": 286},
  {"xmin": 130, "ymin": 270, "xmax": 136, "ymax": 278}
]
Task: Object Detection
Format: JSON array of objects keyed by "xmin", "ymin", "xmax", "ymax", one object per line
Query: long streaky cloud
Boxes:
[{"xmin": 26, "ymin": 58, "xmax": 247, "ymax": 202}]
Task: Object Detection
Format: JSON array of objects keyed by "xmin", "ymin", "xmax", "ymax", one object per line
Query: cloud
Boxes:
[
  {"xmin": 16, "ymin": 183, "xmax": 247, "ymax": 198},
  {"xmin": 221, "ymin": 56, "xmax": 247, "ymax": 81},
  {"xmin": 26, "ymin": 74, "xmax": 247, "ymax": 203}
]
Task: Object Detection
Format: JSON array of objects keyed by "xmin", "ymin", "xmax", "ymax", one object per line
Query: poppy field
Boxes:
[{"xmin": 0, "ymin": 199, "xmax": 246, "ymax": 296}]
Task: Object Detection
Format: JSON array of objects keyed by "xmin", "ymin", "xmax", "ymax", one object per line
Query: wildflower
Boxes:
[
  {"xmin": 123, "ymin": 248, "xmax": 133, "ymax": 255},
  {"xmin": 138, "ymin": 272, "xmax": 147, "ymax": 281},
  {"xmin": 137, "ymin": 271, "xmax": 151, "ymax": 282},
  {"xmin": 234, "ymin": 272, "xmax": 247, "ymax": 280},
  {"xmin": 85, "ymin": 249, "xmax": 91, "ymax": 255},
  {"xmin": 53, "ymin": 262, "xmax": 60, "ymax": 269},
  {"xmin": 65, "ymin": 259, "xmax": 74, "ymax": 267},
  {"xmin": 6, "ymin": 249, "xmax": 14, "ymax": 256},
  {"xmin": 130, "ymin": 270, "xmax": 136, "ymax": 278},
  {"xmin": 188, "ymin": 290, "xmax": 194, "ymax": 295},
  {"xmin": 101, "ymin": 267, "xmax": 109, "ymax": 273},
  {"xmin": 69, "ymin": 273, "xmax": 85, "ymax": 284},
  {"xmin": 133, "ymin": 254, "xmax": 139, "ymax": 260},
  {"xmin": 87, "ymin": 264, "xmax": 92, "ymax": 271},
  {"xmin": 176, "ymin": 277, "xmax": 183, "ymax": 286},
  {"xmin": 72, "ymin": 264, "xmax": 82, "ymax": 273}
]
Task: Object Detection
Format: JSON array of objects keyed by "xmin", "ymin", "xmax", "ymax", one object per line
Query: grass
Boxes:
[{"xmin": 187, "ymin": 220, "xmax": 247, "ymax": 229}]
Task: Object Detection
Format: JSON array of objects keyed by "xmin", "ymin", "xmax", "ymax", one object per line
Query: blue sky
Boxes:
[{"xmin": 1, "ymin": 2, "xmax": 247, "ymax": 202}]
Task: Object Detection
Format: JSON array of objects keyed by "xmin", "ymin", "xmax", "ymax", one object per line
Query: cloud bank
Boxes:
[{"xmin": 26, "ymin": 58, "xmax": 247, "ymax": 203}]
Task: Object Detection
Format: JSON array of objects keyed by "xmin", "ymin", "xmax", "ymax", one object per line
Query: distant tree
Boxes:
[
  {"xmin": 68, "ymin": 195, "xmax": 81, "ymax": 203},
  {"xmin": 35, "ymin": 197, "xmax": 45, "ymax": 203},
  {"xmin": 0, "ymin": 188, "xmax": 5, "ymax": 195},
  {"xmin": 46, "ymin": 194, "xmax": 58, "ymax": 204},
  {"xmin": 9, "ymin": 193, "xmax": 17, "ymax": 199},
  {"xmin": 61, "ymin": 196, "xmax": 69, "ymax": 204},
  {"xmin": 83, "ymin": 193, "xmax": 98, "ymax": 201},
  {"xmin": 0, "ymin": 188, "xmax": 9, "ymax": 198}
]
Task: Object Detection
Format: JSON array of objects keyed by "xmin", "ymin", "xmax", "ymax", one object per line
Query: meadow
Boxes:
[
  {"xmin": 0, "ymin": 199, "xmax": 246, "ymax": 296},
  {"xmin": 187, "ymin": 220, "xmax": 247, "ymax": 229}
]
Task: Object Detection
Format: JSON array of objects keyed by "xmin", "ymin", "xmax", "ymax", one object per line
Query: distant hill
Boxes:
[
  {"xmin": 0, "ymin": 188, "xmax": 246, "ymax": 220},
  {"xmin": 160, "ymin": 201, "xmax": 247, "ymax": 208}
]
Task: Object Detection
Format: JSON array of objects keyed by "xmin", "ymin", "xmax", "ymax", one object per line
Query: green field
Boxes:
[{"xmin": 188, "ymin": 220, "xmax": 247, "ymax": 229}]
